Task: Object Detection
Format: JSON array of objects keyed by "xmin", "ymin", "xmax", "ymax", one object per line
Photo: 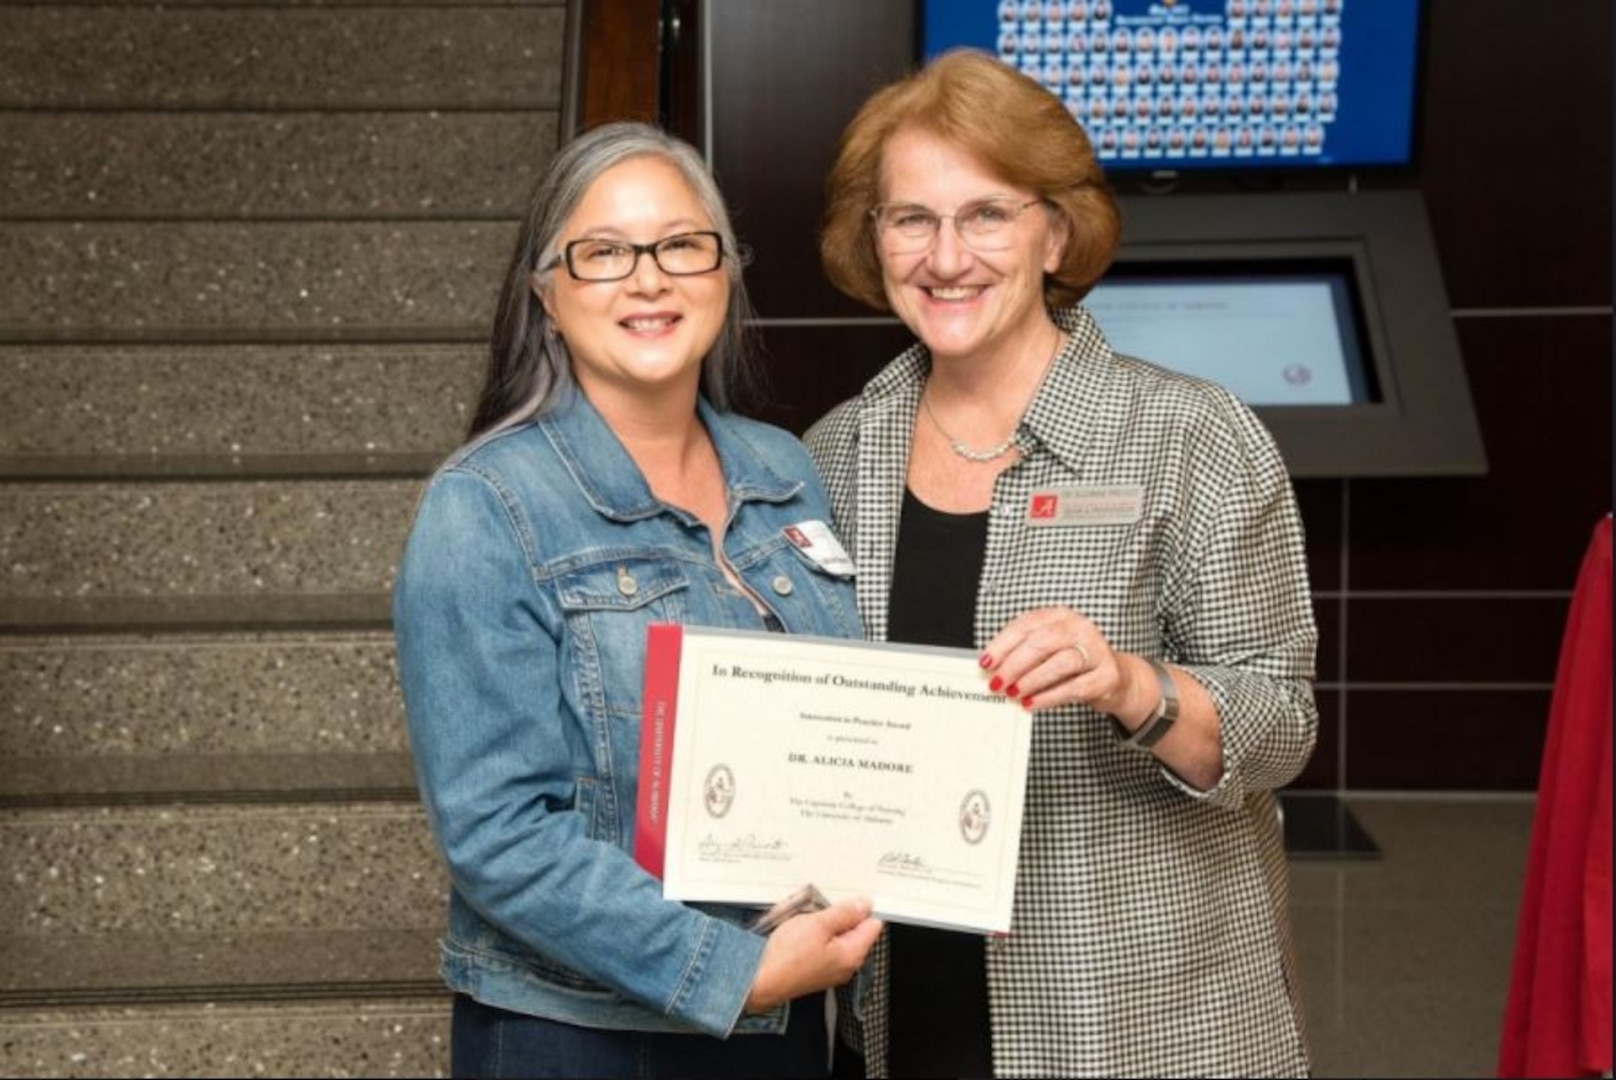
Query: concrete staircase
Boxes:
[{"xmin": 0, "ymin": 2, "xmax": 566, "ymax": 1074}]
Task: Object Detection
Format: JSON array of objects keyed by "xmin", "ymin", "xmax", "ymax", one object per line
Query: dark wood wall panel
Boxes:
[
  {"xmin": 709, "ymin": 0, "xmax": 915, "ymax": 321},
  {"xmin": 1293, "ymin": 480, "xmax": 1345, "ymax": 593},
  {"xmin": 1313, "ymin": 597, "xmax": 1342, "ymax": 685},
  {"xmin": 704, "ymin": 2, "xmax": 1612, "ymax": 792},
  {"xmin": 1346, "ymin": 598, "xmax": 1569, "ymax": 684},
  {"xmin": 1350, "ymin": 315, "xmax": 1611, "ymax": 591},
  {"xmin": 750, "ymin": 322, "xmax": 918, "ymax": 433},
  {"xmin": 1347, "ymin": 690, "xmax": 1553, "ymax": 790},
  {"xmin": 1417, "ymin": 0, "xmax": 1613, "ymax": 308}
]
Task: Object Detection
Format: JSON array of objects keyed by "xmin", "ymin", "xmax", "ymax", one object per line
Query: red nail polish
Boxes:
[
  {"xmin": 1020, "ymin": 694, "xmax": 1034, "ymax": 708},
  {"xmin": 978, "ymin": 654, "xmax": 994, "ymax": 669},
  {"xmin": 1006, "ymin": 683, "xmax": 1020, "ymax": 698},
  {"xmin": 989, "ymin": 676, "xmax": 1003, "ymax": 692}
]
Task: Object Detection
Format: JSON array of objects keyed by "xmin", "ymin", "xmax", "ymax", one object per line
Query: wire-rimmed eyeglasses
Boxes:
[
  {"xmin": 552, "ymin": 231, "xmax": 725, "ymax": 282},
  {"xmin": 869, "ymin": 198, "xmax": 1044, "ymax": 254}
]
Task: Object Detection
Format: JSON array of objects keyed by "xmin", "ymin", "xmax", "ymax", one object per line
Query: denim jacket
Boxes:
[{"xmin": 393, "ymin": 386, "xmax": 862, "ymax": 1039}]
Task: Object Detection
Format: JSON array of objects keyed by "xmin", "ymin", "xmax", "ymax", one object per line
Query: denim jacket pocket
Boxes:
[
  {"xmin": 553, "ymin": 555, "xmax": 693, "ymax": 718},
  {"xmin": 554, "ymin": 555, "xmax": 692, "ymax": 613}
]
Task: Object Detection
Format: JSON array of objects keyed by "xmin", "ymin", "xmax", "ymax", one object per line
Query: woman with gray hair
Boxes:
[{"xmin": 394, "ymin": 121, "xmax": 881, "ymax": 1079}]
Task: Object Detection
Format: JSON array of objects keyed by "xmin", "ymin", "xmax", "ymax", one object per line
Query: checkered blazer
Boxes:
[{"xmin": 805, "ymin": 305, "xmax": 1317, "ymax": 1078}]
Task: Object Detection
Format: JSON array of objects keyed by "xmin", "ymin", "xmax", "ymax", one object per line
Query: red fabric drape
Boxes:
[{"xmin": 1498, "ymin": 515, "xmax": 1613, "ymax": 1078}]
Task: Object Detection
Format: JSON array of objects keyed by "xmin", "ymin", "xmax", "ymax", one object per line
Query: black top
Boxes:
[{"xmin": 884, "ymin": 488, "xmax": 994, "ymax": 1079}]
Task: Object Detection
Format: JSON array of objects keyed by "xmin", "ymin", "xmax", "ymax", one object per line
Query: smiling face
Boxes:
[
  {"xmin": 536, "ymin": 154, "xmax": 728, "ymax": 407},
  {"xmin": 875, "ymin": 127, "xmax": 1067, "ymax": 368}
]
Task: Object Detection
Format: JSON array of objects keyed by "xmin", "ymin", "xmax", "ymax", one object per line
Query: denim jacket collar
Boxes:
[{"xmin": 538, "ymin": 384, "xmax": 804, "ymax": 523}]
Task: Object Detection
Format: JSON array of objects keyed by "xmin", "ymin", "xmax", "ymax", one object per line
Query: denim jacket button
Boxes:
[
  {"xmin": 616, "ymin": 568, "xmax": 638, "ymax": 597},
  {"xmin": 771, "ymin": 575, "xmax": 794, "ymax": 596}
]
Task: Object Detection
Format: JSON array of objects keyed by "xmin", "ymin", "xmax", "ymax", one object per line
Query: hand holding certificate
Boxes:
[{"xmin": 635, "ymin": 625, "xmax": 1032, "ymax": 934}]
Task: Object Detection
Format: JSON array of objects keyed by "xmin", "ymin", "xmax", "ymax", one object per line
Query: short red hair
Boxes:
[{"xmin": 821, "ymin": 50, "xmax": 1121, "ymax": 311}]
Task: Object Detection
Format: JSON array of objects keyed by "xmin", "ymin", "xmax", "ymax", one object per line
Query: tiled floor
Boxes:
[{"xmin": 1289, "ymin": 794, "xmax": 1538, "ymax": 1079}]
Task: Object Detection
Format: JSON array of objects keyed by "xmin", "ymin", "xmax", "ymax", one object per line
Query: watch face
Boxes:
[
  {"xmin": 1116, "ymin": 660, "xmax": 1180, "ymax": 751},
  {"xmin": 1136, "ymin": 711, "xmax": 1175, "ymax": 749},
  {"xmin": 1141, "ymin": 660, "xmax": 1180, "ymax": 742}
]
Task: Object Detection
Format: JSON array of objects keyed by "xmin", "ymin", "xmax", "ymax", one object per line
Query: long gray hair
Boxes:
[{"xmin": 469, "ymin": 121, "xmax": 759, "ymax": 439}]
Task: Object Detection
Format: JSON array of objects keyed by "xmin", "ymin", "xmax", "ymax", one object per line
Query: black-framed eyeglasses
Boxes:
[
  {"xmin": 554, "ymin": 231, "xmax": 726, "ymax": 282},
  {"xmin": 868, "ymin": 198, "xmax": 1044, "ymax": 254}
]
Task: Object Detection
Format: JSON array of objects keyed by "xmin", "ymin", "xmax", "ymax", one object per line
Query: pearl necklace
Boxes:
[
  {"xmin": 921, "ymin": 392, "xmax": 1018, "ymax": 462},
  {"xmin": 920, "ymin": 333, "xmax": 1065, "ymax": 464}
]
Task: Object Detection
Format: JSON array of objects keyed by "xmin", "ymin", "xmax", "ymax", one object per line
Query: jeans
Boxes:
[{"xmin": 450, "ymin": 993, "xmax": 829, "ymax": 1079}]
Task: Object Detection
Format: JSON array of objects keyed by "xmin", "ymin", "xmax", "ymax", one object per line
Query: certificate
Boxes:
[{"xmin": 634, "ymin": 624, "xmax": 1031, "ymax": 934}]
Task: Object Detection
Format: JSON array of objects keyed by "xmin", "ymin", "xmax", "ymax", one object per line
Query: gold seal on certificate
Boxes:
[{"xmin": 634, "ymin": 625, "xmax": 1032, "ymax": 934}]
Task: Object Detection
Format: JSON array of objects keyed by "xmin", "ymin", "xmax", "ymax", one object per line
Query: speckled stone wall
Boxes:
[
  {"xmin": 0, "ymin": 223, "xmax": 514, "ymax": 332},
  {"xmin": 1, "ymin": 634, "xmax": 406, "ymax": 758},
  {"xmin": 0, "ymin": 632, "xmax": 413, "ymax": 800},
  {"xmin": 0, "ymin": 0, "xmax": 563, "ymax": 1071},
  {"xmin": 5, "ymin": 928, "xmax": 442, "ymax": 999},
  {"xmin": 0, "ymin": 345, "xmax": 482, "ymax": 458},
  {"xmin": 0, "ymin": 481, "xmax": 419, "ymax": 598},
  {"xmin": 1, "ymin": 113, "xmax": 557, "ymax": 219},
  {"xmin": 2, "ymin": 803, "xmax": 444, "ymax": 935},
  {"xmin": 1, "ymin": 1002, "xmax": 450, "ymax": 1080},
  {"xmin": 0, "ymin": 7, "xmax": 564, "ymax": 109}
]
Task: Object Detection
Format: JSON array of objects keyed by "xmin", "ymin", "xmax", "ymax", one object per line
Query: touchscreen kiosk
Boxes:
[
  {"xmin": 1101, "ymin": 190, "xmax": 1485, "ymax": 477},
  {"xmin": 1086, "ymin": 257, "xmax": 1375, "ymax": 406}
]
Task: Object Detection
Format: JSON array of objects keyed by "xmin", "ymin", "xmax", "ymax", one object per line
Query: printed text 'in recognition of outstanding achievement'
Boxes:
[{"xmin": 634, "ymin": 625, "xmax": 1032, "ymax": 934}]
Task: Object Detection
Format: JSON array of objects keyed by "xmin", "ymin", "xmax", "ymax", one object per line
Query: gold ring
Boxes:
[{"xmin": 1071, "ymin": 641, "xmax": 1092, "ymax": 670}]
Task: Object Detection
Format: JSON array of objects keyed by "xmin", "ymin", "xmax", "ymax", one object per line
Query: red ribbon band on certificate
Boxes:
[{"xmin": 633, "ymin": 622, "xmax": 684, "ymax": 879}]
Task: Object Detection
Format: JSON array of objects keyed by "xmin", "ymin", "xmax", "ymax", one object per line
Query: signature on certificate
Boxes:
[
  {"xmin": 697, "ymin": 833, "xmax": 791, "ymax": 863},
  {"xmin": 878, "ymin": 850, "xmax": 930, "ymax": 873},
  {"xmin": 876, "ymin": 849, "xmax": 983, "ymax": 891}
]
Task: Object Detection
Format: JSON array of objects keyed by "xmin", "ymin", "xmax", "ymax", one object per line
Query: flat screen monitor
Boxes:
[
  {"xmin": 1100, "ymin": 190, "xmax": 1486, "ymax": 477},
  {"xmin": 920, "ymin": 0, "xmax": 1425, "ymax": 175},
  {"xmin": 1085, "ymin": 257, "xmax": 1378, "ymax": 406}
]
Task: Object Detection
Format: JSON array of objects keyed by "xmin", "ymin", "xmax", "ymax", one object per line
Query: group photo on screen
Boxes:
[{"xmin": 927, "ymin": 0, "xmax": 1420, "ymax": 171}]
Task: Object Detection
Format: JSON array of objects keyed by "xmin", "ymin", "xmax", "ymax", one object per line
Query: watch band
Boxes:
[{"xmin": 1115, "ymin": 658, "xmax": 1180, "ymax": 751}]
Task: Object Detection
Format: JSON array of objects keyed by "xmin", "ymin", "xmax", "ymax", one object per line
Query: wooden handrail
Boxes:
[{"xmin": 570, "ymin": 0, "xmax": 663, "ymax": 135}]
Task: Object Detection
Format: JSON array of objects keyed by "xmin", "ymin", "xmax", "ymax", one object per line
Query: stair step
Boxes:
[
  {"xmin": 0, "ymin": 326, "xmax": 484, "ymax": 346},
  {"xmin": 1, "ymin": 111, "xmax": 556, "ymax": 220},
  {"xmin": 1, "ymin": 996, "xmax": 449, "ymax": 1079},
  {"xmin": 0, "ymin": 454, "xmax": 442, "ymax": 482},
  {"xmin": 0, "ymin": 595, "xmax": 391, "ymax": 636},
  {"xmin": 0, "ymin": 6, "xmax": 563, "ymax": 109},
  {"xmin": 0, "ymin": 0, "xmax": 566, "ymax": 1070},
  {"xmin": 0, "ymin": 221, "xmax": 513, "ymax": 333},
  {"xmin": 0, "ymin": 342, "xmax": 481, "ymax": 461},
  {"xmin": 1, "ymin": 480, "xmax": 420, "ymax": 601},
  {"xmin": 1, "ymin": 802, "xmax": 445, "ymax": 937},
  {"xmin": 9, "ymin": 485, "xmax": 410, "ymax": 602},
  {"xmin": 2, "ymin": 930, "xmax": 442, "ymax": 1007},
  {"xmin": 49, "ymin": 0, "xmax": 555, "ymax": 4},
  {"xmin": 0, "ymin": 755, "xmax": 417, "ymax": 808},
  {"xmin": 1, "ymin": 630, "xmax": 411, "ymax": 803},
  {"xmin": 0, "ymin": 632, "xmax": 405, "ymax": 756}
]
